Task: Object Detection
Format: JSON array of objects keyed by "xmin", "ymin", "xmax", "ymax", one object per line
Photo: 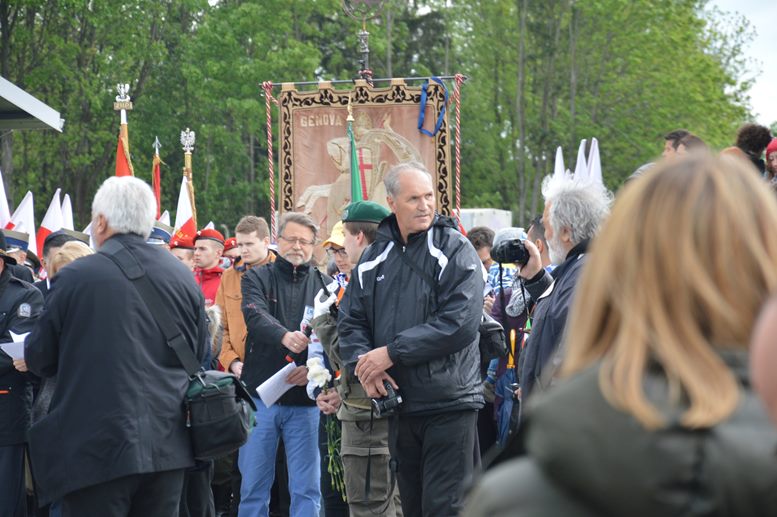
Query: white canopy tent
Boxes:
[{"xmin": 0, "ymin": 76, "xmax": 64, "ymax": 131}]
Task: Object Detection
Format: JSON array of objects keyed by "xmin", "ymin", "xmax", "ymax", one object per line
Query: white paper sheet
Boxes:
[
  {"xmin": 0, "ymin": 341, "xmax": 24, "ymax": 360},
  {"xmin": 256, "ymin": 362, "xmax": 297, "ymax": 407},
  {"xmin": 0, "ymin": 331, "xmax": 29, "ymax": 360}
]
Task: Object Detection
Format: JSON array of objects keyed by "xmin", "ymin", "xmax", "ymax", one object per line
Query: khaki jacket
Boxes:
[{"xmin": 216, "ymin": 252, "xmax": 275, "ymax": 370}]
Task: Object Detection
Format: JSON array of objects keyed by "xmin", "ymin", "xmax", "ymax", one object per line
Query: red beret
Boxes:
[
  {"xmin": 224, "ymin": 237, "xmax": 237, "ymax": 251},
  {"xmin": 194, "ymin": 228, "xmax": 225, "ymax": 245},
  {"xmin": 170, "ymin": 236, "xmax": 195, "ymax": 250},
  {"xmin": 767, "ymin": 138, "xmax": 777, "ymax": 157}
]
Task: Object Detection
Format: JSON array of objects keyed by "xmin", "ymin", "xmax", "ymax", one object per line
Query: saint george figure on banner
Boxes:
[{"xmin": 296, "ymin": 111, "xmax": 421, "ymax": 231}]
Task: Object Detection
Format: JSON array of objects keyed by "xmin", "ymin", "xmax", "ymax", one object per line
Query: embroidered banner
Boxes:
[{"xmin": 278, "ymin": 79, "xmax": 452, "ymax": 240}]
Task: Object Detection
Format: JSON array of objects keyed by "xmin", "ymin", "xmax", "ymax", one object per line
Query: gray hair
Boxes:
[
  {"xmin": 383, "ymin": 161, "xmax": 433, "ymax": 198},
  {"xmin": 278, "ymin": 212, "xmax": 319, "ymax": 239},
  {"xmin": 543, "ymin": 176, "xmax": 612, "ymax": 246},
  {"xmin": 92, "ymin": 176, "xmax": 156, "ymax": 238}
]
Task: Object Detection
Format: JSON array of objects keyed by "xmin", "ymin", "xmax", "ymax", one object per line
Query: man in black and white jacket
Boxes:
[{"xmin": 339, "ymin": 162, "xmax": 485, "ymax": 517}]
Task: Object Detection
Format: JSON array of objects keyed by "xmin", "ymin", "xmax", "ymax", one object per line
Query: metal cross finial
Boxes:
[
  {"xmin": 115, "ymin": 83, "xmax": 130, "ymax": 102},
  {"xmin": 181, "ymin": 128, "xmax": 196, "ymax": 153},
  {"xmin": 153, "ymin": 136, "xmax": 161, "ymax": 156}
]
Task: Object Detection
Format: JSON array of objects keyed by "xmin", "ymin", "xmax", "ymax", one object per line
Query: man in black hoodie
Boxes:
[
  {"xmin": 239, "ymin": 212, "xmax": 331, "ymax": 517},
  {"xmin": 339, "ymin": 162, "xmax": 485, "ymax": 517}
]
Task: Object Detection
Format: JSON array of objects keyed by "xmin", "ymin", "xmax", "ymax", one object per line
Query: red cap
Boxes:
[
  {"xmin": 766, "ymin": 138, "xmax": 777, "ymax": 157},
  {"xmin": 224, "ymin": 237, "xmax": 237, "ymax": 251},
  {"xmin": 170, "ymin": 236, "xmax": 195, "ymax": 250},
  {"xmin": 194, "ymin": 228, "xmax": 225, "ymax": 245}
]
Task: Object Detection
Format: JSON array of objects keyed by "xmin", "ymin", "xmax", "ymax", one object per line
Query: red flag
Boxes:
[
  {"xmin": 115, "ymin": 124, "xmax": 134, "ymax": 176},
  {"xmin": 152, "ymin": 153, "xmax": 162, "ymax": 218},
  {"xmin": 174, "ymin": 176, "xmax": 196, "ymax": 240}
]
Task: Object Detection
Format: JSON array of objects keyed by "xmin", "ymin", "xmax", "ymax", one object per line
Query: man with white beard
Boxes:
[{"xmin": 517, "ymin": 174, "xmax": 611, "ymax": 398}]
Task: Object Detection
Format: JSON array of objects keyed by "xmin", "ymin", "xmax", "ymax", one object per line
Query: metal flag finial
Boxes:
[
  {"xmin": 181, "ymin": 128, "xmax": 196, "ymax": 153},
  {"xmin": 153, "ymin": 136, "xmax": 161, "ymax": 156},
  {"xmin": 114, "ymin": 83, "xmax": 133, "ymax": 112}
]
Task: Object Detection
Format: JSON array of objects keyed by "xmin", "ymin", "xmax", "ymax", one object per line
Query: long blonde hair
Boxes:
[{"xmin": 562, "ymin": 153, "xmax": 777, "ymax": 429}]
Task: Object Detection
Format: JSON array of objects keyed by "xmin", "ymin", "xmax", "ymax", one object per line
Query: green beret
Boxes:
[{"xmin": 342, "ymin": 201, "xmax": 391, "ymax": 224}]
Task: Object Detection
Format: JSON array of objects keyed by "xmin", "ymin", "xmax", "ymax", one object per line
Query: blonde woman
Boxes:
[
  {"xmin": 463, "ymin": 153, "xmax": 777, "ymax": 517},
  {"xmin": 46, "ymin": 241, "xmax": 93, "ymax": 278}
]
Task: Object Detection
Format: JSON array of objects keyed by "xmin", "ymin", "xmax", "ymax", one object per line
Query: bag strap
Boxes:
[
  {"xmin": 100, "ymin": 238, "xmax": 201, "ymax": 376},
  {"xmin": 398, "ymin": 249, "xmax": 438, "ymax": 295}
]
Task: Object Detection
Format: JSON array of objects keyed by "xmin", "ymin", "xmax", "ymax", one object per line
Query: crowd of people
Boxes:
[{"xmin": 1, "ymin": 122, "xmax": 777, "ymax": 517}]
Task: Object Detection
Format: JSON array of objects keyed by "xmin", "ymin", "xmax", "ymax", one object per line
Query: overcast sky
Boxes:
[{"xmin": 708, "ymin": 0, "xmax": 776, "ymax": 125}]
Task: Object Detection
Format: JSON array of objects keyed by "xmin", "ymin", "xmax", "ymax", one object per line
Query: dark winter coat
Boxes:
[
  {"xmin": 25, "ymin": 233, "xmax": 209, "ymax": 505},
  {"xmin": 338, "ymin": 213, "xmax": 485, "ymax": 415},
  {"xmin": 0, "ymin": 268, "xmax": 44, "ymax": 445},
  {"xmin": 241, "ymin": 255, "xmax": 330, "ymax": 405},
  {"xmin": 520, "ymin": 240, "xmax": 588, "ymax": 397},
  {"xmin": 463, "ymin": 350, "xmax": 777, "ymax": 517}
]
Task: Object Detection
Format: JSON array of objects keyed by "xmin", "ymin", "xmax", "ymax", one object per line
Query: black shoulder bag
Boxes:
[{"xmin": 101, "ymin": 239, "xmax": 257, "ymax": 460}]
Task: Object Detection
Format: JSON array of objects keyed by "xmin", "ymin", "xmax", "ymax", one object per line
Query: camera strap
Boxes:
[{"xmin": 398, "ymin": 249, "xmax": 438, "ymax": 304}]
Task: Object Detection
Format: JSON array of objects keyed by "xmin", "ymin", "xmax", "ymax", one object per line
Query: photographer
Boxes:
[
  {"xmin": 339, "ymin": 162, "xmax": 485, "ymax": 517},
  {"xmin": 517, "ymin": 174, "xmax": 611, "ymax": 399}
]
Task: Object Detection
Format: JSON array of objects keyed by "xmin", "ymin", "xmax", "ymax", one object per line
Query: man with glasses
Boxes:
[{"xmin": 238, "ymin": 212, "xmax": 331, "ymax": 517}]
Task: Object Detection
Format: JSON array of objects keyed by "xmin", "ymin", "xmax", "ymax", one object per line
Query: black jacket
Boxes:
[
  {"xmin": 241, "ymin": 255, "xmax": 330, "ymax": 405},
  {"xmin": 25, "ymin": 233, "xmax": 209, "ymax": 505},
  {"xmin": 464, "ymin": 351, "xmax": 777, "ymax": 517},
  {"xmin": 0, "ymin": 268, "xmax": 44, "ymax": 445},
  {"xmin": 338, "ymin": 214, "xmax": 485, "ymax": 415},
  {"xmin": 520, "ymin": 240, "xmax": 588, "ymax": 397}
]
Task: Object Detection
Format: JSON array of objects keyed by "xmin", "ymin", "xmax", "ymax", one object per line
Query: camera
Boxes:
[
  {"xmin": 490, "ymin": 238, "xmax": 530, "ymax": 266},
  {"xmin": 371, "ymin": 381, "xmax": 403, "ymax": 417}
]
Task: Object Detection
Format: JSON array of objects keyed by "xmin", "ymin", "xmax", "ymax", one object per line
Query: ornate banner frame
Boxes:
[{"xmin": 277, "ymin": 78, "xmax": 452, "ymax": 237}]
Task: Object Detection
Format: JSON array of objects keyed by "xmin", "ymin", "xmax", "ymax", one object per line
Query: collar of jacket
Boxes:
[
  {"xmin": 376, "ymin": 212, "xmax": 457, "ymax": 246},
  {"xmin": 550, "ymin": 238, "xmax": 590, "ymax": 281},
  {"xmin": 273, "ymin": 254, "xmax": 312, "ymax": 279},
  {"xmin": 234, "ymin": 249, "xmax": 277, "ymax": 273},
  {"xmin": 195, "ymin": 264, "xmax": 224, "ymax": 277}
]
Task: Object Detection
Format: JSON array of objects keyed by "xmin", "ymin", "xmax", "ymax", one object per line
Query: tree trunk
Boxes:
[
  {"xmin": 385, "ymin": 6, "xmax": 392, "ymax": 78},
  {"xmin": 569, "ymin": 1, "xmax": 578, "ymax": 151},
  {"xmin": 516, "ymin": 0, "xmax": 528, "ymax": 223}
]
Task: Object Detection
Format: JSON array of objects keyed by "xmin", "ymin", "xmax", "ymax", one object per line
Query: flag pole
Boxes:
[
  {"xmin": 180, "ymin": 128, "xmax": 197, "ymax": 227},
  {"xmin": 114, "ymin": 84, "xmax": 135, "ymax": 176},
  {"xmin": 152, "ymin": 137, "xmax": 162, "ymax": 219}
]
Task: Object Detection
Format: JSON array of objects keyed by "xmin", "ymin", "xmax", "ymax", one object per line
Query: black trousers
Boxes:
[
  {"xmin": 60, "ymin": 468, "xmax": 185, "ymax": 517},
  {"xmin": 392, "ymin": 410, "xmax": 479, "ymax": 517},
  {"xmin": 180, "ymin": 461, "xmax": 215, "ymax": 517},
  {"xmin": 0, "ymin": 444, "xmax": 26, "ymax": 517}
]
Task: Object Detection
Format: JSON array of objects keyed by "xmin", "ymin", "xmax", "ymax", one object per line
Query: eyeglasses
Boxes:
[
  {"xmin": 326, "ymin": 247, "xmax": 348, "ymax": 258},
  {"xmin": 278, "ymin": 235, "xmax": 315, "ymax": 247}
]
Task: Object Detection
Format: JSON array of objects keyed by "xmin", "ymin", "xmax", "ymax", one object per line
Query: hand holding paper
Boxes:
[{"xmin": 0, "ymin": 331, "xmax": 29, "ymax": 360}]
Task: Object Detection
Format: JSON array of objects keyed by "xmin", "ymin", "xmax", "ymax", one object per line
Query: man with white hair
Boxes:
[
  {"xmin": 518, "ymin": 174, "xmax": 611, "ymax": 398},
  {"xmin": 25, "ymin": 176, "xmax": 209, "ymax": 515}
]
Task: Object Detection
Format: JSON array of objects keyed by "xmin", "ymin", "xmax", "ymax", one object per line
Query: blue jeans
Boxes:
[{"xmin": 238, "ymin": 398, "xmax": 320, "ymax": 517}]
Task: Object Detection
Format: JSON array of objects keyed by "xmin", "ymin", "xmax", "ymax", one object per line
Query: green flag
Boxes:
[{"xmin": 348, "ymin": 117, "xmax": 365, "ymax": 202}]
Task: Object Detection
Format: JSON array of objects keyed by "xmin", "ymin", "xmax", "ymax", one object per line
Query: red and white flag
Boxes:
[
  {"xmin": 115, "ymin": 123, "xmax": 134, "ymax": 177},
  {"xmin": 174, "ymin": 177, "xmax": 196, "ymax": 240},
  {"xmin": 0, "ymin": 169, "xmax": 11, "ymax": 228},
  {"xmin": 7, "ymin": 191, "xmax": 36, "ymax": 255},
  {"xmin": 61, "ymin": 193, "xmax": 74, "ymax": 230},
  {"xmin": 36, "ymin": 188, "xmax": 64, "ymax": 255}
]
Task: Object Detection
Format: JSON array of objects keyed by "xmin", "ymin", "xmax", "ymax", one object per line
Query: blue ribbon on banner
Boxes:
[{"xmin": 418, "ymin": 76, "xmax": 448, "ymax": 137}]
